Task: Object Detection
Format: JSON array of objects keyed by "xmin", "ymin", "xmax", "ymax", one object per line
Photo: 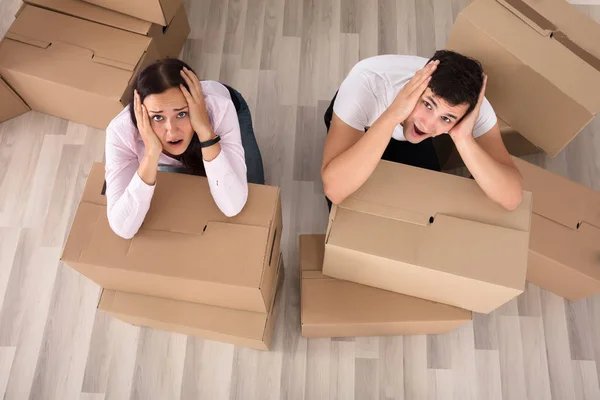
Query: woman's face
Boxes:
[{"xmin": 143, "ymin": 87, "xmax": 194, "ymax": 156}]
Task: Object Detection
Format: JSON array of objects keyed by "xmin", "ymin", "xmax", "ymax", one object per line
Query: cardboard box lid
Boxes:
[
  {"xmin": 24, "ymin": 0, "xmax": 153, "ymax": 34},
  {"xmin": 63, "ymin": 163, "xmax": 281, "ymax": 288},
  {"xmin": 82, "ymin": 0, "xmax": 180, "ymax": 26},
  {"xmin": 327, "ymin": 161, "xmax": 532, "ymax": 290},
  {"xmin": 301, "ymin": 235, "xmax": 472, "ymax": 325},
  {"xmin": 0, "ymin": 76, "xmax": 29, "ymax": 123},
  {"xmin": 513, "ymin": 157, "xmax": 600, "ymax": 229},
  {"xmin": 0, "ymin": 5, "xmax": 154, "ymax": 101}
]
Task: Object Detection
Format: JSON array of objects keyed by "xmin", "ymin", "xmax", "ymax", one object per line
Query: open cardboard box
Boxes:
[
  {"xmin": 100, "ymin": 254, "xmax": 285, "ymax": 351},
  {"xmin": 0, "ymin": 5, "xmax": 162, "ymax": 129},
  {"xmin": 434, "ymin": 118, "xmax": 541, "ymax": 171},
  {"xmin": 447, "ymin": 0, "xmax": 600, "ymax": 156},
  {"xmin": 323, "ymin": 161, "xmax": 533, "ymax": 314},
  {"xmin": 513, "ymin": 157, "xmax": 600, "ymax": 300},
  {"xmin": 62, "ymin": 163, "xmax": 283, "ymax": 313},
  {"xmin": 83, "ymin": 0, "xmax": 181, "ymax": 26},
  {"xmin": 0, "ymin": 76, "xmax": 29, "ymax": 123},
  {"xmin": 24, "ymin": 0, "xmax": 189, "ymax": 59},
  {"xmin": 300, "ymin": 235, "xmax": 472, "ymax": 338}
]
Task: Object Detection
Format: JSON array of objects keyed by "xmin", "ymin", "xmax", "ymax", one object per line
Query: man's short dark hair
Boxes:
[{"xmin": 427, "ymin": 50, "xmax": 484, "ymax": 116}]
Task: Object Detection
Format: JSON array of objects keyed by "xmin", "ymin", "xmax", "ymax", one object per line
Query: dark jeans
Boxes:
[
  {"xmin": 324, "ymin": 92, "xmax": 441, "ymax": 209},
  {"xmin": 225, "ymin": 85, "xmax": 265, "ymax": 185},
  {"xmin": 159, "ymin": 84, "xmax": 265, "ymax": 185}
]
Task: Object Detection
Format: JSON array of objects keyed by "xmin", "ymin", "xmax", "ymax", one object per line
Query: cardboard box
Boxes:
[
  {"xmin": 0, "ymin": 76, "xmax": 29, "ymax": 123},
  {"xmin": 447, "ymin": 0, "xmax": 600, "ymax": 156},
  {"xmin": 0, "ymin": 5, "xmax": 161, "ymax": 129},
  {"xmin": 100, "ymin": 254, "xmax": 284, "ymax": 351},
  {"xmin": 62, "ymin": 163, "xmax": 283, "ymax": 313},
  {"xmin": 323, "ymin": 161, "xmax": 533, "ymax": 314},
  {"xmin": 300, "ymin": 235, "xmax": 472, "ymax": 338},
  {"xmin": 24, "ymin": 0, "xmax": 189, "ymax": 59},
  {"xmin": 513, "ymin": 157, "xmax": 600, "ymax": 300},
  {"xmin": 83, "ymin": 0, "xmax": 180, "ymax": 26},
  {"xmin": 434, "ymin": 118, "xmax": 541, "ymax": 170}
]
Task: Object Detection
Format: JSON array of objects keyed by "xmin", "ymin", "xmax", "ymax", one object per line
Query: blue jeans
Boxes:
[{"xmin": 159, "ymin": 85, "xmax": 265, "ymax": 185}]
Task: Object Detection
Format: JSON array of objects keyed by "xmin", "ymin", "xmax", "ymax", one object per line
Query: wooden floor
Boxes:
[{"xmin": 0, "ymin": 0, "xmax": 599, "ymax": 399}]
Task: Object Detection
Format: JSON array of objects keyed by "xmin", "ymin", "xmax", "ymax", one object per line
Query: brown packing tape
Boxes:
[
  {"xmin": 498, "ymin": 0, "xmax": 600, "ymax": 71},
  {"xmin": 552, "ymin": 32, "xmax": 600, "ymax": 73},
  {"xmin": 499, "ymin": 0, "xmax": 555, "ymax": 34}
]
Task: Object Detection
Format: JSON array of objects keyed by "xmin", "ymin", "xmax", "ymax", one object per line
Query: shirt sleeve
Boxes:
[
  {"xmin": 104, "ymin": 123, "xmax": 155, "ymax": 239},
  {"xmin": 472, "ymin": 97, "xmax": 498, "ymax": 138},
  {"xmin": 333, "ymin": 70, "xmax": 378, "ymax": 131},
  {"xmin": 203, "ymin": 98, "xmax": 249, "ymax": 217}
]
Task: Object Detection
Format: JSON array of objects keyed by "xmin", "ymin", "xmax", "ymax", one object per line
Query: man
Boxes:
[{"xmin": 321, "ymin": 50, "xmax": 523, "ymax": 211}]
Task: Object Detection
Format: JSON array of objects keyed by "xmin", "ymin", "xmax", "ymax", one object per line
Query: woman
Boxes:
[{"xmin": 105, "ymin": 58, "xmax": 264, "ymax": 239}]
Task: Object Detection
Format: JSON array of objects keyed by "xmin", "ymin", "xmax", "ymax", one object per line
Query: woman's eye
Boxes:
[
  {"xmin": 442, "ymin": 116, "xmax": 451, "ymax": 123},
  {"xmin": 177, "ymin": 111, "xmax": 188, "ymax": 118},
  {"xmin": 152, "ymin": 115, "xmax": 163, "ymax": 122},
  {"xmin": 424, "ymin": 101, "xmax": 432, "ymax": 110}
]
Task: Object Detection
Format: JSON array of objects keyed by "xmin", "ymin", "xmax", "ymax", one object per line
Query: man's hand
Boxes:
[
  {"xmin": 449, "ymin": 74, "xmax": 487, "ymax": 143},
  {"xmin": 386, "ymin": 60, "xmax": 439, "ymax": 124}
]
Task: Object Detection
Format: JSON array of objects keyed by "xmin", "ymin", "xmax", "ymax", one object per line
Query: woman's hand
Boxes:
[
  {"xmin": 448, "ymin": 74, "xmax": 487, "ymax": 144},
  {"xmin": 179, "ymin": 67, "xmax": 214, "ymax": 141},
  {"xmin": 134, "ymin": 89, "xmax": 162, "ymax": 156},
  {"xmin": 386, "ymin": 60, "xmax": 439, "ymax": 124}
]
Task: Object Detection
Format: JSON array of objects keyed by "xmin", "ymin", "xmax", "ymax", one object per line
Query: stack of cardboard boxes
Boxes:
[
  {"xmin": 62, "ymin": 163, "xmax": 285, "ymax": 350},
  {"xmin": 0, "ymin": 0, "xmax": 190, "ymax": 129},
  {"xmin": 301, "ymin": 161, "xmax": 534, "ymax": 337},
  {"xmin": 301, "ymin": 0, "xmax": 600, "ymax": 339}
]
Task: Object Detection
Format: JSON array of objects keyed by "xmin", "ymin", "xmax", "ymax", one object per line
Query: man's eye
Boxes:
[
  {"xmin": 424, "ymin": 101, "xmax": 432, "ymax": 110},
  {"xmin": 152, "ymin": 115, "xmax": 163, "ymax": 122},
  {"xmin": 177, "ymin": 111, "xmax": 188, "ymax": 118},
  {"xmin": 442, "ymin": 116, "xmax": 451, "ymax": 123}
]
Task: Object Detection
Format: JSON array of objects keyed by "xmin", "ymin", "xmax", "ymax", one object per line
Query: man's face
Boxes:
[{"xmin": 403, "ymin": 88, "xmax": 470, "ymax": 144}]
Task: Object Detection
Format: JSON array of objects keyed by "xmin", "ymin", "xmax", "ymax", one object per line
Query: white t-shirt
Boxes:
[{"xmin": 333, "ymin": 55, "xmax": 497, "ymax": 140}]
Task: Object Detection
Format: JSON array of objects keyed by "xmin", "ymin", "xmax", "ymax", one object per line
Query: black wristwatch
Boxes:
[{"xmin": 199, "ymin": 135, "xmax": 221, "ymax": 148}]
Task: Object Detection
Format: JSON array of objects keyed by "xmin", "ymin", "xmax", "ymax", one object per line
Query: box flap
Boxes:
[
  {"xmin": 530, "ymin": 215, "xmax": 600, "ymax": 282},
  {"xmin": 0, "ymin": 76, "xmax": 29, "ymax": 123},
  {"xmin": 24, "ymin": 0, "xmax": 153, "ymax": 34},
  {"xmin": 513, "ymin": 157, "xmax": 600, "ymax": 229},
  {"xmin": 74, "ymin": 210, "xmax": 270, "ymax": 287},
  {"xmin": 9, "ymin": 6, "xmax": 152, "ymax": 71},
  {"xmin": 328, "ymin": 208, "xmax": 529, "ymax": 290},
  {"xmin": 145, "ymin": 171, "xmax": 279, "ymax": 232},
  {"xmin": 300, "ymin": 234, "xmax": 472, "ymax": 325},
  {"xmin": 338, "ymin": 161, "xmax": 532, "ymax": 232},
  {"xmin": 0, "ymin": 6, "xmax": 155, "ymax": 102}
]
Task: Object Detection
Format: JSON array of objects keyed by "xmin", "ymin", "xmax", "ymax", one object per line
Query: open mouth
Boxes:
[
  {"xmin": 168, "ymin": 139, "xmax": 183, "ymax": 145},
  {"xmin": 414, "ymin": 125, "xmax": 428, "ymax": 136}
]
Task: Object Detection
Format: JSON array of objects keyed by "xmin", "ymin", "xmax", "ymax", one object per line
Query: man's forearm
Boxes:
[
  {"xmin": 322, "ymin": 112, "xmax": 398, "ymax": 204},
  {"xmin": 454, "ymin": 136, "xmax": 523, "ymax": 210}
]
